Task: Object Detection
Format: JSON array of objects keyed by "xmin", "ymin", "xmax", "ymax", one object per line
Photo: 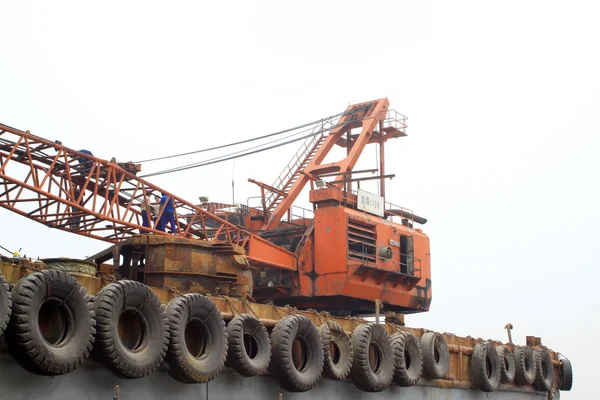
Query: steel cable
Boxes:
[
  {"xmin": 133, "ymin": 111, "xmax": 348, "ymax": 164},
  {"xmin": 140, "ymin": 114, "xmax": 362, "ymax": 178}
]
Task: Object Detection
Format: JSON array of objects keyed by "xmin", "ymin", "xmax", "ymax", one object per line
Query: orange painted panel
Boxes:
[{"xmin": 313, "ymin": 207, "xmax": 347, "ymax": 275}]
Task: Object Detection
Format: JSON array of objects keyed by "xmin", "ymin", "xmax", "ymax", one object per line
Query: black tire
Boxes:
[
  {"xmin": 514, "ymin": 346, "xmax": 536, "ymax": 386},
  {"xmin": 496, "ymin": 345, "xmax": 515, "ymax": 383},
  {"xmin": 420, "ymin": 332, "xmax": 450, "ymax": 379},
  {"xmin": 94, "ymin": 280, "xmax": 168, "ymax": 378},
  {"xmin": 471, "ymin": 342, "xmax": 501, "ymax": 392},
  {"xmin": 166, "ymin": 294, "xmax": 227, "ymax": 383},
  {"xmin": 270, "ymin": 315, "xmax": 324, "ymax": 392},
  {"xmin": 319, "ymin": 320, "xmax": 353, "ymax": 380},
  {"xmin": 4, "ymin": 333, "xmax": 52, "ymax": 375},
  {"xmin": 0, "ymin": 272, "xmax": 11, "ymax": 335},
  {"xmin": 391, "ymin": 331, "xmax": 423, "ymax": 386},
  {"xmin": 350, "ymin": 323, "xmax": 394, "ymax": 392},
  {"xmin": 559, "ymin": 357, "xmax": 573, "ymax": 391},
  {"xmin": 533, "ymin": 348, "xmax": 555, "ymax": 391},
  {"xmin": 226, "ymin": 313, "xmax": 269, "ymax": 377},
  {"xmin": 4, "ymin": 270, "xmax": 95, "ymax": 375}
]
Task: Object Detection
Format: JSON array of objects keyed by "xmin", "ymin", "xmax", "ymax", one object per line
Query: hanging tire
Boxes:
[
  {"xmin": 496, "ymin": 345, "xmax": 515, "ymax": 383},
  {"xmin": 533, "ymin": 348, "xmax": 555, "ymax": 391},
  {"xmin": 350, "ymin": 323, "xmax": 394, "ymax": 392},
  {"xmin": 4, "ymin": 270, "xmax": 95, "ymax": 375},
  {"xmin": 270, "ymin": 315, "xmax": 324, "ymax": 392},
  {"xmin": 319, "ymin": 320, "xmax": 353, "ymax": 380},
  {"xmin": 0, "ymin": 272, "xmax": 11, "ymax": 335},
  {"xmin": 420, "ymin": 332, "xmax": 450, "ymax": 379},
  {"xmin": 166, "ymin": 293, "xmax": 227, "ymax": 383},
  {"xmin": 94, "ymin": 280, "xmax": 168, "ymax": 378},
  {"xmin": 471, "ymin": 342, "xmax": 501, "ymax": 392},
  {"xmin": 227, "ymin": 313, "xmax": 269, "ymax": 377},
  {"xmin": 559, "ymin": 357, "xmax": 573, "ymax": 391},
  {"xmin": 391, "ymin": 330, "xmax": 423, "ymax": 386},
  {"xmin": 514, "ymin": 346, "xmax": 536, "ymax": 386}
]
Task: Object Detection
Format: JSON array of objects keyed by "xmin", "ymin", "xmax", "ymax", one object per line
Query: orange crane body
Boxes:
[{"xmin": 246, "ymin": 99, "xmax": 432, "ymax": 314}]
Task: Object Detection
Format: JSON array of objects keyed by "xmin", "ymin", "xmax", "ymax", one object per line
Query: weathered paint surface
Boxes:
[
  {"xmin": 0, "ymin": 352, "xmax": 558, "ymax": 400},
  {"xmin": 307, "ymin": 204, "xmax": 431, "ymax": 312}
]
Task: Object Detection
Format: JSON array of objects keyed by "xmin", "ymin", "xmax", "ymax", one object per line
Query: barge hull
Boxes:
[{"xmin": 0, "ymin": 352, "xmax": 558, "ymax": 400}]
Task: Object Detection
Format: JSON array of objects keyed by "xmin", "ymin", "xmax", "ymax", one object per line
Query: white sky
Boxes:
[{"xmin": 1, "ymin": 1, "xmax": 598, "ymax": 398}]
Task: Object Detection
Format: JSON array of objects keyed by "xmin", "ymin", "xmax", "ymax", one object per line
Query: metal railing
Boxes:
[
  {"xmin": 264, "ymin": 113, "xmax": 349, "ymax": 212},
  {"xmin": 379, "ymin": 246, "xmax": 421, "ymax": 279},
  {"xmin": 287, "ymin": 205, "xmax": 314, "ymax": 226},
  {"xmin": 383, "ymin": 200, "xmax": 417, "ymax": 225},
  {"xmin": 246, "ymin": 197, "xmax": 314, "ymax": 227},
  {"xmin": 349, "ymin": 242, "xmax": 421, "ymax": 279},
  {"xmin": 382, "ymin": 109, "xmax": 408, "ymax": 133},
  {"xmin": 264, "ymin": 128, "xmax": 324, "ymax": 211}
]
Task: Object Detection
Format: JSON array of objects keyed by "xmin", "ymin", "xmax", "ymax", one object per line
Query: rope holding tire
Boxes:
[
  {"xmin": 4, "ymin": 269, "xmax": 95, "ymax": 375},
  {"xmin": 391, "ymin": 330, "xmax": 423, "ymax": 386},
  {"xmin": 559, "ymin": 357, "xmax": 573, "ymax": 391},
  {"xmin": 270, "ymin": 315, "xmax": 324, "ymax": 392},
  {"xmin": 350, "ymin": 323, "xmax": 394, "ymax": 392},
  {"xmin": 471, "ymin": 342, "xmax": 501, "ymax": 392},
  {"xmin": 420, "ymin": 332, "xmax": 450, "ymax": 379},
  {"xmin": 319, "ymin": 320, "xmax": 353, "ymax": 380},
  {"xmin": 496, "ymin": 345, "xmax": 515, "ymax": 383},
  {"xmin": 226, "ymin": 313, "xmax": 269, "ymax": 377},
  {"xmin": 533, "ymin": 348, "xmax": 554, "ymax": 391},
  {"xmin": 513, "ymin": 346, "xmax": 536, "ymax": 386},
  {"xmin": 94, "ymin": 280, "xmax": 168, "ymax": 379},
  {"xmin": 166, "ymin": 293, "xmax": 228, "ymax": 383},
  {"xmin": 0, "ymin": 272, "xmax": 11, "ymax": 335}
]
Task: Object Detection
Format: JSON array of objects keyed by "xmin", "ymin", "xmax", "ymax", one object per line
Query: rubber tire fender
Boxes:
[
  {"xmin": 471, "ymin": 342, "xmax": 501, "ymax": 392},
  {"xmin": 350, "ymin": 323, "xmax": 394, "ymax": 392},
  {"xmin": 4, "ymin": 270, "xmax": 95, "ymax": 375},
  {"xmin": 94, "ymin": 280, "xmax": 168, "ymax": 379},
  {"xmin": 420, "ymin": 332, "xmax": 450, "ymax": 379},
  {"xmin": 319, "ymin": 320, "xmax": 353, "ymax": 380},
  {"xmin": 270, "ymin": 315, "xmax": 324, "ymax": 392},
  {"xmin": 496, "ymin": 345, "xmax": 516, "ymax": 383},
  {"xmin": 391, "ymin": 330, "xmax": 423, "ymax": 386},
  {"xmin": 226, "ymin": 313, "xmax": 269, "ymax": 377},
  {"xmin": 533, "ymin": 348, "xmax": 555, "ymax": 391},
  {"xmin": 559, "ymin": 357, "xmax": 573, "ymax": 391},
  {"xmin": 166, "ymin": 293, "xmax": 227, "ymax": 383},
  {"xmin": 0, "ymin": 272, "xmax": 11, "ymax": 335},
  {"xmin": 513, "ymin": 346, "xmax": 536, "ymax": 386}
]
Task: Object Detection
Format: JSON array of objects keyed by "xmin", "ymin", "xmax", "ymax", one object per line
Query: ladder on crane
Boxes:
[
  {"xmin": 260, "ymin": 99, "xmax": 408, "ymax": 231},
  {"xmin": 264, "ymin": 130, "xmax": 326, "ymax": 215}
]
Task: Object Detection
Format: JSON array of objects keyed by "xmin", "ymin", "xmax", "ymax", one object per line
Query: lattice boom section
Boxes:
[{"xmin": 0, "ymin": 125, "xmax": 251, "ymax": 245}]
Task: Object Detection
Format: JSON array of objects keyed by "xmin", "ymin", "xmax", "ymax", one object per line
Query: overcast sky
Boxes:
[{"xmin": 1, "ymin": 1, "xmax": 598, "ymax": 398}]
